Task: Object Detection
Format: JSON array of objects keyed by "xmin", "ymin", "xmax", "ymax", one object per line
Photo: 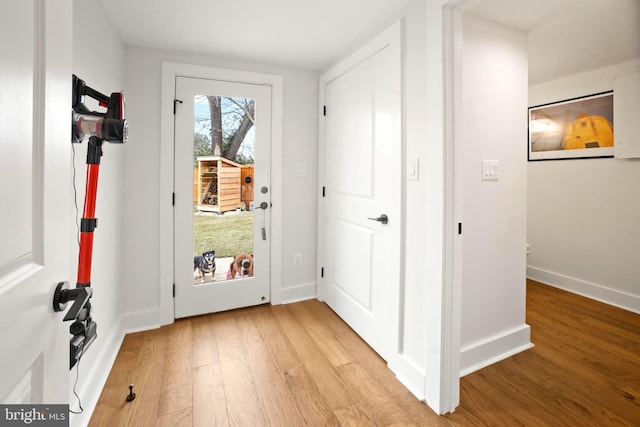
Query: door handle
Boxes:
[
  {"xmin": 256, "ymin": 202, "xmax": 268, "ymax": 240},
  {"xmin": 367, "ymin": 214, "xmax": 388, "ymax": 224}
]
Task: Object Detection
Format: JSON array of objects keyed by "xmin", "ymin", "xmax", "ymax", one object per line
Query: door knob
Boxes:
[
  {"xmin": 367, "ymin": 214, "xmax": 388, "ymax": 224},
  {"xmin": 259, "ymin": 201, "xmax": 269, "ymax": 210}
]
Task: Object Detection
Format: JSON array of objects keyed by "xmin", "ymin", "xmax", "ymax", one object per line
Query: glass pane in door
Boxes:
[{"xmin": 191, "ymin": 94, "xmax": 255, "ymax": 285}]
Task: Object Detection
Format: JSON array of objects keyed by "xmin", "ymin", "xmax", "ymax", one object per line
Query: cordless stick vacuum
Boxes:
[{"xmin": 53, "ymin": 75, "xmax": 128, "ymax": 369}]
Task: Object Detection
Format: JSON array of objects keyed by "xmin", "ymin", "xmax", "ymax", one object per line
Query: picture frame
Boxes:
[{"xmin": 528, "ymin": 91, "xmax": 614, "ymax": 161}]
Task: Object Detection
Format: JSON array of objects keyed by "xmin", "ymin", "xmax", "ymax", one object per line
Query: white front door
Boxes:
[
  {"xmin": 0, "ymin": 1, "xmax": 71, "ymax": 404},
  {"xmin": 320, "ymin": 26, "xmax": 401, "ymax": 360},
  {"xmin": 174, "ymin": 77, "xmax": 272, "ymax": 318}
]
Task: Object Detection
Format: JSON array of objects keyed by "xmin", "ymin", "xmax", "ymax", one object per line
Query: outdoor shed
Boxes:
[{"xmin": 196, "ymin": 156, "xmax": 241, "ymax": 213}]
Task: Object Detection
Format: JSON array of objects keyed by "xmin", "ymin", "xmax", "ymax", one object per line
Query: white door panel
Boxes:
[
  {"xmin": 321, "ymin": 26, "xmax": 401, "ymax": 361},
  {"xmin": 0, "ymin": 0, "xmax": 35, "ymax": 278},
  {"xmin": 0, "ymin": 0, "xmax": 71, "ymax": 404},
  {"xmin": 332, "ymin": 219, "xmax": 373, "ymax": 309},
  {"xmin": 328, "ymin": 67, "xmax": 375, "ymax": 198},
  {"xmin": 174, "ymin": 77, "xmax": 271, "ymax": 318}
]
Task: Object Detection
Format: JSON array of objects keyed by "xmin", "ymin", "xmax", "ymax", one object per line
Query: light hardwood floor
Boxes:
[{"xmin": 89, "ymin": 280, "xmax": 640, "ymax": 426}]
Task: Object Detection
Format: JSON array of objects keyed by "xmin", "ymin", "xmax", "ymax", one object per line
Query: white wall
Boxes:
[
  {"xmin": 459, "ymin": 13, "xmax": 532, "ymax": 375},
  {"xmin": 71, "ymin": 0, "xmax": 126, "ymax": 424},
  {"xmin": 122, "ymin": 46, "xmax": 318, "ymax": 326},
  {"xmin": 528, "ymin": 59, "xmax": 640, "ymax": 313},
  {"xmin": 399, "ymin": 0, "xmax": 431, "ymax": 382}
]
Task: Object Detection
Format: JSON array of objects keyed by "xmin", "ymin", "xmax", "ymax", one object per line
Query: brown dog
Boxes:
[{"xmin": 229, "ymin": 254, "xmax": 254, "ymax": 279}]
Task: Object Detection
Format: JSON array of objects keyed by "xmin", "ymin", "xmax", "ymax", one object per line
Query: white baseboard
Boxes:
[
  {"xmin": 460, "ymin": 324, "xmax": 533, "ymax": 377},
  {"xmin": 280, "ymin": 282, "xmax": 316, "ymax": 304},
  {"xmin": 391, "ymin": 355, "xmax": 426, "ymax": 402},
  {"xmin": 69, "ymin": 316, "xmax": 125, "ymax": 427},
  {"xmin": 123, "ymin": 307, "xmax": 163, "ymax": 332},
  {"xmin": 527, "ymin": 266, "xmax": 640, "ymax": 315}
]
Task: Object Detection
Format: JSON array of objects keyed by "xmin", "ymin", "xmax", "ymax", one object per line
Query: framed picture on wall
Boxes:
[{"xmin": 528, "ymin": 91, "xmax": 614, "ymax": 161}]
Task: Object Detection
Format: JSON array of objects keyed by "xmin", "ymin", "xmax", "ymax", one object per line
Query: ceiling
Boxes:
[
  {"xmin": 98, "ymin": 0, "xmax": 639, "ymax": 83},
  {"xmin": 466, "ymin": 0, "xmax": 640, "ymax": 84},
  {"xmin": 97, "ymin": 0, "xmax": 412, "ymax": 70}
]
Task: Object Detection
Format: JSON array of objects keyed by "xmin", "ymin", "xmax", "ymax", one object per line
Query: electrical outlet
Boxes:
[{"xmin": 293, "ymin": 253, "xmax": 302, "ymax": 267}]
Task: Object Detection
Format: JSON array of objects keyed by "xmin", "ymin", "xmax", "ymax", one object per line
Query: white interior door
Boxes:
[
  {"xmin": 0, "ymin": 0, "xmax": 71, "ymax": 404},
  {"xmin": 320, "ymin": 32, "xmax": 401, "ymax": 360},
  {"xmin": 174, "ymin": 77, "xmax": 271, "ymax": 318}
]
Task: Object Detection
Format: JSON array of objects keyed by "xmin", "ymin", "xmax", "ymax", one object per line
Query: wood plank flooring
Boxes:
[{"xmin": 89, "ymin": 280, "xmax": 640, "ymax": 426}]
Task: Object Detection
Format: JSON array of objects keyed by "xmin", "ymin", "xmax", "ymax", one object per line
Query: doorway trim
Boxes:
[
  {"xmin": 441, "ymin": 0, "xmax": 464, "ymax": 413},
  {"xmin": 159, "ymin": 62, "xmax": 283, "ymax": 324}
]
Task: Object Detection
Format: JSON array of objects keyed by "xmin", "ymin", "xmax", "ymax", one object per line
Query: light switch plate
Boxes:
[
  {"xmin": 407, "ymin": 157, "xmax": 419, "ymax": 181},
  {"xmin": 481, "ymin": 160, "xmax": 499, "ymax": 180},
  {"xmin": 295, "ymin": 162, "xmax": 308, "ymax": 177}
]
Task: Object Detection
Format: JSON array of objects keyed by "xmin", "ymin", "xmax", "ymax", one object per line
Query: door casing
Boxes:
[{"xmin": 160, "ymin": 63, "xmax": 283, "ymax": 324}]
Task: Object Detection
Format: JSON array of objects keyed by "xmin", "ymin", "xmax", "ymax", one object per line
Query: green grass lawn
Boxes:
[{"xmin": 193, "ymin": 212, "xmax": 253, "ymax": 257}]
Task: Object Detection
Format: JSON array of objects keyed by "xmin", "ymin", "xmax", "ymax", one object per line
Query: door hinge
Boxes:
[
  {"xmin": 173, "ymin": 99, "xmax": 183, "ymax": 114},
  {"xmin": 323, "ymin": 105, "xmax": 326, "ymax": 116},
  {"xmin": 322, "ymin": 186, "xmax": 325, "ymax": 197},
  {"xmin": 321, "ymin": 267, "xmax": 324, "ymax": 278},
  {"xmin": 173, "ymin": 283, "xmax": 176, "ymax": 297},
  {"xmin": 172, "ymin": 192, "xmax": 175, "ymax": 206},
  {"xmin": 458, "ymin": 222, "xmax": 462, "ymax": 235}
]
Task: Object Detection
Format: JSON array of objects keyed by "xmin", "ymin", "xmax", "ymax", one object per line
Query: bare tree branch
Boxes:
[
  {"xmin": 227, "ymin": 98, "xmax": 255, "ymax": 125},
  {"xmin": 224, "ymin": 100, "xmax": 254, "ymax": 160}
]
